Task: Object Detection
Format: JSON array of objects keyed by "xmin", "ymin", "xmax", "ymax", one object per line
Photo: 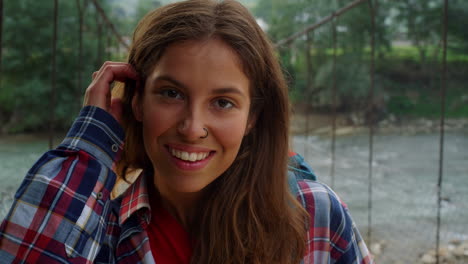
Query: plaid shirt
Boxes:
[{"xmin": 0, "ymin": 106, "xmax": 373, "ymax": 264}]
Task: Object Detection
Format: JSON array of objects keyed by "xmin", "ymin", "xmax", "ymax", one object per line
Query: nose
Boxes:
[{"xmin": 177, "ymin": 108, "xmax": 207, "ymax": 141}]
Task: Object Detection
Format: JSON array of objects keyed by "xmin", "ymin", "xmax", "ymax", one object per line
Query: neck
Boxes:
[{"xmin": 158, "ymin": 190, "xmax": 202, "ymax": 230}]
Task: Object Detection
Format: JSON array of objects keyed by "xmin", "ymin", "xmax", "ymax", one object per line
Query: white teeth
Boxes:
[
  {"xmin": 197, "ymin": 153, "xmax": 205, "ymax": 160},
  {"xmin": 170, "ymin": 148, "xmax": 209, "ymax": 162},
  {"xmin": 188, "ymin": 153, "xmax": 197, "ymax": 162}
]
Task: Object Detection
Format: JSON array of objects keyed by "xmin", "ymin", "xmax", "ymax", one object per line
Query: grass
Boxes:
[
  {"xmin": 387, "ymin": 83, "xmax": 468, "ymax": 118},
  {"xmin": 385, "ymin": 45, "xmax": 468, "ymax": 63},
  {"xmin": 312, "ymin": 45, "xmax": 468, "ymax": 62}
]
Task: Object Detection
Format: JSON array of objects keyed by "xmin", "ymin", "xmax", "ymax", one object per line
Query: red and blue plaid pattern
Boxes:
[{"xmin": 0, "ymin": 106, "xmax": 373, "ymax": 263}]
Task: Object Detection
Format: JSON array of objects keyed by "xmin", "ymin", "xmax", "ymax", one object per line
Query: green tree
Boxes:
[
  {"xmin": 135, "ymin": 0, "xmax": 161, "ymax": 22},
  {"xmin": 254, "ymin": 0, "xmax": 389, "ymax": 109},
  {"xmin": 447, "ymin": 0, "xmax": 468, "ymax": 53},
  {"xmin": 394, "ymin": 0, "xmax": 441, "ymax": 64},
  {"xmin": 1, "ymin": 0, "xmax": 114, "ymax": 133}
]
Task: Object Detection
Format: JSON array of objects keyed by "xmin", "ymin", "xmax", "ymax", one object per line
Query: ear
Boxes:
[
  {"xmin": 132, "ymin": 93, "xmax": 143, "ymax": 122},
  {"xmin": 244, "ymin": 115, "xmax": 257, "ymax": 136}
]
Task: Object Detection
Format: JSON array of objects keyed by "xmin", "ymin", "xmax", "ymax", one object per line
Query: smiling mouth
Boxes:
[{"xmin": 169, "ymin": 147, "xmax": 211, "ymax": 162}]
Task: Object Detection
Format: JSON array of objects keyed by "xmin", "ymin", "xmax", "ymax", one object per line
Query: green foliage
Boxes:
[
  {"xmin": 393, "ymin": 0, "xmax": 441, "ymax": 63},
  {"xmin": 135, "ymin": 0, "xmax": 162, "ymax": 22},
  {"xmin": 253, "ymin": 0, "xmax": 468, "ymax": 119},
  {"xmin": 17, "ymin": 80, "xmax": 51, "ymax": 132},
  {"xmin": 378, "ymin": 45, "xmax": 468, "ymax": 62},
  {"xmin": 111, "ymin": 0, "xmax": 162, "ymax": 36},
  {"xmin": 384, "ymin": 70, "xmax": 468, "ymax": 119},
  {"xmin": 313, "ymin": 55, "xmax": 372, "ymax": 109},
  {"xmin": 1, "ymin": 0, "xmax": 118, "ymax": 133},
  {"xmin": 447, "ymin": 0, "xmax": 468, "ymax": 52},
  {"xmin": 254, "ymin": 0, "xmax": 391, "ymax": 109},
  {"xmin": 387, "ymin": 96, "xmax": 416, "ymax": 116},
  {"xmin": 387, "ymin": 92, "xmax": 468, "ymax": 119}
]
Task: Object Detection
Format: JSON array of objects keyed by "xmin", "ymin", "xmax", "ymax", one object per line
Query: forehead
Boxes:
[
  {"xmin": 167, "ymin": 38, "xmax": 242, "ymax": 63},
  {"xmin": 146, "ymin": 38, "xmax": 250, "ymax": 94}
]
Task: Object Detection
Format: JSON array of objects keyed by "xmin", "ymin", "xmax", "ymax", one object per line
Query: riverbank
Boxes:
[
  {"xmin": 291, "ymin": 113, "xmax": 468, "ymax": 137},
  {"xmin": 2, "ymin": 113, "xmax": 466, "ymax": 142},
  {"xmin": 419, "ymin": 240, "xmax": 468, "ymax": 264},
  {"xmin": 366, "ymin": 239, "xmax": 468, "ymax": 264}
]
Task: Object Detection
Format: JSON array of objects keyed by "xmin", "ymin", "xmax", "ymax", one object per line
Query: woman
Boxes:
[{"xmin": 0, "ymin": 0, "xmax": 373, "ymax": 263}]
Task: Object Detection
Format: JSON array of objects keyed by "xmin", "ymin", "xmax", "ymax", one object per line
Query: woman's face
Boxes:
[{"xmin": 134, "ymin": 38, "xmax": 251, "ymax": 198}]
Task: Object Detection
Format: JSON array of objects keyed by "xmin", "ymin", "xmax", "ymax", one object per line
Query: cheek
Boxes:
[
  {"xmin": 212, "ymin": 114, "xmax": 249, "ymax": 151},
  {"xmin": 140, "ymin": 104, "xmax": 178, "ymax": 146}
]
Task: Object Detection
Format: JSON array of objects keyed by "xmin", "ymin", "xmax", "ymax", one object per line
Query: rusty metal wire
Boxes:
[
  {"xmin": 91, "ymin": 0, "xmax": 130, "ymax": 50},
  {"xmin": 304, "ymin": 32, "xmax": 313, "ymax": 159},
  {"xmin": 436, "ymin": 0, "xmax": 448, "ymax": 263},
  {"xmin": 49, "ymin": 0, "xmax": 58, "ymax": 149},
  {"xmin": 367, "ymin": 0, "xmax": 376, "ymax": 246},
  {"xmin": 275, "ymin": 0, "xmax": 368, "ymax": 48},
  {"xmin": 330, "ymin": 16, "xmax": 337, "ymax": 189},
  {"xmin": 0, "ymin": 0, "xmax": 3, "ymax": 77}
]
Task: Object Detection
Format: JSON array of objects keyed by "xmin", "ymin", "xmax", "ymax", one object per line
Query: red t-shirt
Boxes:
[{"xmin": 146, "ymin": 197, "xmax": 193, "ymax": 264}]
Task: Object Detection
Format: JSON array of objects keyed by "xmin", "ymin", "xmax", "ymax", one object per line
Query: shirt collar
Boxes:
[{"xmin": 118, "ymin": 171, "xmax": 151, "ymax": 226}]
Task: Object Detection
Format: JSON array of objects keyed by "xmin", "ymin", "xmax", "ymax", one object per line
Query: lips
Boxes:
[
  {"xmin": 165, "ymin": 145, "xmax": 215, "ymax": 171},
  {"xmin": 170, "ymin": 148, "xmax": 210, "ymax": 162},
  {"xmin": 166, "ymin": 144, "xmax": 213, "ymax": 162}
]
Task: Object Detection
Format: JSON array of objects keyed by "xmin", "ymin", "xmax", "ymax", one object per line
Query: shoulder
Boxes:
[
  {"xmin": 290, "ymin": 169, "xmax": 373, "ymax": 263},
  {"xmin": 295, "ymin": 179, "xmax": 349, "ymax": 224},
  {"xmin": 287, "ymin": 152, "xmax": 346, "ymax": 216},
  {"xmin": 287, "ymin": 152, "xmax": 317, "ymax": 196},
  {"xmin": 288, "ymin": 152, "xmax": 317, "ymax": 181},
  {"xmin": 288, "ymin": 153, "xmax": 351, "ymax": 237}
]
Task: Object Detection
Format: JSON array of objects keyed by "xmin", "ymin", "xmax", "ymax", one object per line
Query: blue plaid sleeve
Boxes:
[
  {"xmin": 288, "ymin": 153, "xmax": 373, "ymax": 264},
  {"xmin": 297, "ymin": 180, "xmax": 374, "ymax": 264}
]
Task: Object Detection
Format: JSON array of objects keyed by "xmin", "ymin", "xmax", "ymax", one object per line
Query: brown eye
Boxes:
[
  {"xmin": 214, "ymin": 98, "xmax": 234, "ymax": 109},
  {"xmin": 161, "ymin": 89, "xmax": 184, "ymax": 100}
]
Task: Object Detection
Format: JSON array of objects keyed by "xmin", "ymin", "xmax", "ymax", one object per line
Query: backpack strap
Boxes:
[{"xmin": 287, "ymin": 153, "xmax": 317, "ymax": 196}]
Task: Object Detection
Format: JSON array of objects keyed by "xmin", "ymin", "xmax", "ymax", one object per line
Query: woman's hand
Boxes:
[{"xmin": 83, "ymin": 61, "xmax": 139, "ymax": 124}]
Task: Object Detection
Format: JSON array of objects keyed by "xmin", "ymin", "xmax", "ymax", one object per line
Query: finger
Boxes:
[
  {"xmin": 94, "ymin": 62, "xmax": 139, "ymax": 80},
  {"xmin": 91, "ymin": 62, "xmax": 130, "ymax": 85},
  {"xmin": 83, "ymin": 63, "xmax": 139, "ymax": 111},
  {"xmin": 96, "ymin": 61, "xmax": 128, "ymax": 72},
  {"xmin": 95, "ymin": 63, "xmax": 139, "ymax": 86},
  {"xmin": 90, "ymin": 62, "xmax": 126, "ymax": 84}
]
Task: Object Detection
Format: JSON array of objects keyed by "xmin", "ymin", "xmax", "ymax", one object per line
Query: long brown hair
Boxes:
[{"xmin": 116, "ymin": 0, "xmax": 309, "ymax": 263}]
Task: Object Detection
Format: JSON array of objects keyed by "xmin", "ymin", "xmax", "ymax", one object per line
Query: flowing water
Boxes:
[
  {"xmin": 293, "ymin": 130, "xmax": 468, "ymax": 263},
  {"xmin": 0, "ymin": 135, "xmax": 54, "ymax": 219},
  {"xmin": 1, "ymin": 131, "xmax": 467, "ymax": 263}
]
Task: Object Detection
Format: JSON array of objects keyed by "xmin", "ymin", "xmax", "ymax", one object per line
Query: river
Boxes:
[
  {"xmin": 292, "ymin": 130, "xmax": 468, "ymax": 263},
  {"xmin": 1, "ymin": 131, "xmax": 467, "ymax": 263}
]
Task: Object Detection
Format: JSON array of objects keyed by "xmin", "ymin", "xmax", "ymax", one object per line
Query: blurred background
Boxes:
[{"xmin": 0, "ymin": 0, "xmax": 467, "ymax": 263}]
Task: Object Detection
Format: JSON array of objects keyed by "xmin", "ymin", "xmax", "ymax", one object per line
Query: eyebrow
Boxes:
[
  {"xmin": 153, "ymin": 75, "xmax": 187, "ymax": 90},
  {"xmin": 152, "ymin": 75, "xmax": 247, "ymax": 98}
]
